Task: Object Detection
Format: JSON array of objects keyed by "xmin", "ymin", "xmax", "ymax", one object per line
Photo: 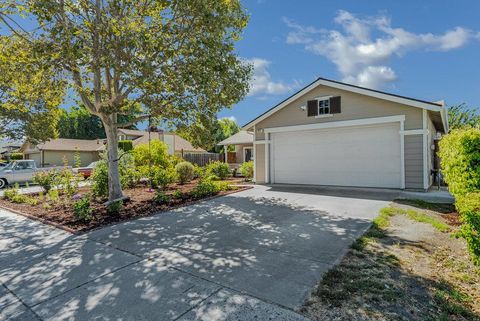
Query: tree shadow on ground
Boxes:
[{"xmin": 1, "ymin": 193, "xmax": 374, "ymax": 320}]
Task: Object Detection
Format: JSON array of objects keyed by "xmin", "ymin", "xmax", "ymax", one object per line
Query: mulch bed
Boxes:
[{"xmin": 0, "ymin": 177, "xmax": 251, "ymax": 233}]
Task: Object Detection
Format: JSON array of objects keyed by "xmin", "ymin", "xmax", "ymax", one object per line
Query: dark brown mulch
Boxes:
[{"xmin": 0, "ymin": 178, "xmax": 251, "ymax": 233}]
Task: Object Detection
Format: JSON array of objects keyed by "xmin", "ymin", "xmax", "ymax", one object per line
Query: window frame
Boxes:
[{"xmin": 314, "ymin": 96, "xmax": 333, "ymax": 118}]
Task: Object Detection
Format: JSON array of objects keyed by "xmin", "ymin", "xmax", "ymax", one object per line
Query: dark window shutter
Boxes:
[
  {"xmin": 330, "ymin": 96, "xmax": 341, "ymax": 114},
  {"xmin": 307, "ymin": 100, "xmax": 318, "ymax": 117}
]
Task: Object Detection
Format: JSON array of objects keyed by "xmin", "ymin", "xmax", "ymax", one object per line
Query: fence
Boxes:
[{"xmin": 183, "ymin": 153, "xmax": 221, "ymax": 166}]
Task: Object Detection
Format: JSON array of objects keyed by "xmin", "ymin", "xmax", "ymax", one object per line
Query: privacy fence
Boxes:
[{"xmin": 183, "ymin": 153, "xmax": 221, "ymax": 167}]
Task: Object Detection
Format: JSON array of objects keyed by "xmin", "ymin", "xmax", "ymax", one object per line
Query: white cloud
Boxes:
[
  {"xmin": 246, "ymin": 58, "xmax": 299, "ymax": 96},
  {"xmin": 285, "ymin": 10, "xmax": 478, "ymax": 88},
  {"xmin": 221, "ymin": 116, "xmax": 236, "ymax": 122}
]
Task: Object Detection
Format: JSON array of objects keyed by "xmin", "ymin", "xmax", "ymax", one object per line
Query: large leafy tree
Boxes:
[
  {"xmin": 448, "ymin": 104, "xmax": 480, "ymax": 130},
  {"xmin": 0, "ymin": 36, "xmax": 65, "ymax": 143},
  {"xmin": 176, "ymin": 117, "xmax": 240, "ymax": 152},
  {"xmin": 0, "ymin": 0, "xmax": 251, "ymax": 201},
  {"xmin": 58, "ymin": 105, "xmax": 138, "ymax": 140}
]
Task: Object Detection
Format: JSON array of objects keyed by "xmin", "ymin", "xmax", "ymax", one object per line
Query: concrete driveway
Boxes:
[{"xmin": 0, "ymin": 185, "xmax": 393, "ymax": 321}]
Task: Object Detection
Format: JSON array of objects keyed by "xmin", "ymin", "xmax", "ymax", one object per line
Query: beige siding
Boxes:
[
  {"xmin": 254, "ymin": 144, "xmax": 265, "ymax": 183},
  {"xmin": 253, "ymin": 84, "xmax": 423, "ymax": 141},
  {"xmin": 404, "ymin": 135, "xmax": 424, "ymax": 189},
  {"xmin": 26, "ymin": 152, "xmax": 41, "ymax": 167},
  {"xmin": 233, "ymin": 144, "xmax": 253, "ymax": 163},
  {"xmin": 42, "ymin": 151, "xmax": 100, "ymax": 167}
]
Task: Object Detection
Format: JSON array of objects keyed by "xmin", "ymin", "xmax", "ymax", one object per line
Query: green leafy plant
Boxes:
[
  {"xmin": 33, "ymin": 170, "xmax": 57, "ymax": 193},
  {"xmin": 239, "ymin": 161, "xmax": 254, "ymax": 180},
  {"xmin": 133, "ymin": 141, "xmax": 170, "ymax": 168},
  {"xmin": 171, "ymin": 189, "xmax": 183, "ymax": 199},
  {"xmin": 439, "ymin": 128, "xmax": 480, "ymax": 265},
  {"xmin": 91, "ymin": 160, "xmax": 109, "ymax": 198},
  {"xmin": 118, "ymin": 140, "xmax": 133, "ymax": 152},
  {"xmin": 191, "ymin": 177, "xmax": 230, "ymax": 198},
  {"xmin": 153, "ymin": 190, "xmax": 170, "ymax": 204},
  {"xmin": 206, "ymin": 161, "xmax": 230, "ymax": 180},
  {"xmin": 3, "ymin": 184, "xmax": 27, "ymax": 203},
  {"xmin": 9, "ymin": 153, "xmax": 23, "ymax": 160},
  {"xmin": 73, "ymin": 196, "xmax": 93, "ymax": 221},
  {"xmin": 107, "ymin": 200, "xmax": 123, "ymax": 215},
  {"xmin": 152, "ymin": 166, "xmax": 177, "ymax": 189},
  {"xmin": 175, "ymin": 161, "xmax": 195, "ymax": 184},
  {"xmin": 193, "ymin": 164, "xmax": 206, "ymax": 179},
  {"xmin": 47, "ymin": 189, "xmax": 60, "ymax": 203}
]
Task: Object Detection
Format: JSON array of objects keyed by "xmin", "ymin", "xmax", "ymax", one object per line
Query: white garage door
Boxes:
[{"xmin": 270, "ymin": 123, "xmax": 402, "ymax": 188}]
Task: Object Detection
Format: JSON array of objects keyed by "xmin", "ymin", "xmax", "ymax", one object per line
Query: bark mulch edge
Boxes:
[{"xmin": 0, "ymin": 185, "xmax": 254, "ymax": 235}]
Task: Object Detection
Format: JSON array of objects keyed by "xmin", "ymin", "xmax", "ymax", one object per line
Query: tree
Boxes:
[
  {"xmin": 176, "ymin": 117, "xmax": 240, "ymax": 152},
  {"xmin": 58, "ymin": 105, "xmax": 138, "ymax": 140},
  {"xmin": 448, "ymin": 104, "xmax": 480, "ymax": 130},
  {"xmin": 0, "ymin": 36, "xmax": 65, "ymax": 143},
  {"xmin": 1, "ymin": 1, "xmax": 251, "ymax": 201}
]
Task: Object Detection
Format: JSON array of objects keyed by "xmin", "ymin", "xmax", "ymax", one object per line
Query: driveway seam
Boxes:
[
  {"xmin": 28, "ymin": 258, "xmax": 143, "ymax": 308},
  {"xmin": 170, "ymin": 266, "xmax": 304, "ymax": 314},
  {"xmin": 171, "ymin": 286, "xmax": 223, "ymax": 321},
  {"xmin": 1, "ymin": 283, "xmax": 43, "ymax": 321}
]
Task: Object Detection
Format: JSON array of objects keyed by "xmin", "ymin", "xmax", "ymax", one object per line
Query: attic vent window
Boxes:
[{"xmin": 306, "ymin": 96, "xmax": 341, "ymax": 117}]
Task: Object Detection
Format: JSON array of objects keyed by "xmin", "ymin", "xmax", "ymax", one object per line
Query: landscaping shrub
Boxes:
[
  {"xmin": 439, "ymin": 128, "xmax": 480, "ymax": 196},
  {"xmin": 153, "ymin": 190, "xmax": 169, "ymax": 204},
  {"xmin": 133, "ymin": 141, "xmax": 170, "ymax": 168},
  {"xmin": 206, "ymin": 161, "xmax": 230, "ymax": 180},
  {"xmin": 91, "ymin": 160, "xmax": 109, "ymax": 198},
  {"xmin": 454, "ymin": 192, "xmax": 480, "ymax": 265},
  {"xmin": 47, "ymin": 189, "xmax": 60, "ymax": 203},
  {"xmin": 9, "ymin": 153, "xmax": 23, "ymax": 160},
  {"xmin": 152, "ymin": 166, "xmax": 177, "ymax": 189},
  {"xmin": 175, "ymin": 161, "xmax": 195, "ymax": 184},
  {"xmin": 191, "ymin": 177, "xmax": 230, "ymax": 198},
  {"xmin": 439, "ymin": 128, "xmax": 480, "ymax": 265},
  {"xmin": 118, "ymin": 140, "xmax": 133, "ymax": 152},
  {"xmin": 3, "ymin": 184, "xmax": 27, "ymax": 203},
  {"xmin": 193, "ymin": 164, "xmax": 206, "ymax": 179},
  {"xmin": 73, "ymin": 196, "xmax": 93, "ymax": 221},
  {"xmin": 239, "ymin": 161, "xmax": 254, "ymax": 180},
  {"xmin": 33, "ymin": 170, "xmax": 57, "ymax": 193},
  {"xmin": 172, "ymin": 189, "xmax": 183, "ymax": 199},
  {"xmin": 107, "ymin": 200, "xmax": 123, "ymax": 215}
]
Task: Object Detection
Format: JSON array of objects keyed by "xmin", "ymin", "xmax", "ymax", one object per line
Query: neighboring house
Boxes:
[
  {"xmin": 218, "ymin": 131, "xmax": 253, "ymax": 170},
  {"xmin": 21, "ymin": 138, "xmax": 104, "ymax": 167},
  {"xmin": 20, "ymin": 130, "xmax": 205, "ymax": 167},
  {"xmin": 117, "ymin": 129, "xmax": 206, "ymax": 157},
  {"xmin": 242, "ymin": 77, "xmax": 449, "ymax": 190},
  {"xmin": 0, "ymin": 141, "xmax": 21, "ymax": 159}
]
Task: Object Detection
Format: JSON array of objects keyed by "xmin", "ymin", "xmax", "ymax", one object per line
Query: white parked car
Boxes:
[{"xmin": 0, "ymin": 160, "xmax": 66, "ymax": 189}]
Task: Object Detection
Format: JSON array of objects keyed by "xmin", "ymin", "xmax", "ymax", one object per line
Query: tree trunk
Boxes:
[{"xmin": 103, "ymin": 117, "xmax": 123, "ymax": 201}]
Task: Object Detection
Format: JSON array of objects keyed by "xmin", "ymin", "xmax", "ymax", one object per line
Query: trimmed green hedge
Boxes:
[
  {"xmin": 439, "ymin": 128, "xmax": 480, "ymax": 265},
  {"xmin": 118, "ymin": 140, "xmax": 133, "ymax": 152},
  {"xmin": 9, "ymin": 153, "xmax": 23, "ymax": 160}
]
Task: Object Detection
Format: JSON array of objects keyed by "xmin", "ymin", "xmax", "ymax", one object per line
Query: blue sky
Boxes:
[{"xmin": 219, "ymin": 0, "xmax": 480, "ymax": 127}]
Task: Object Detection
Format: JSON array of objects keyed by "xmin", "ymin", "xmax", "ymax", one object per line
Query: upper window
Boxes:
[
  {"xmin": 307, "ymin": 96, "xmax": 341, "ymax": 117},
  {"xmin": 318, "ymin": 98, "xmax": 330, "ymax": 115}
]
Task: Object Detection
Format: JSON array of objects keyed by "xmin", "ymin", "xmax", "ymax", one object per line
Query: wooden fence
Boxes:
[{"xmin": 183, "ymin": 153, "xmax": 221, "ymax": 166}]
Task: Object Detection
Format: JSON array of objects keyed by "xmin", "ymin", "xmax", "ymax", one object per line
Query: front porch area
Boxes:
[{"xmin": 218, "ymin": 130, "xmax": 254, "ymax": 172}]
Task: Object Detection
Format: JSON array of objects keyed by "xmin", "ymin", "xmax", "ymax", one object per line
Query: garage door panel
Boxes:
[{"xmin": 271, "ymin": 123, "xmax": 401, "ymax": 188}]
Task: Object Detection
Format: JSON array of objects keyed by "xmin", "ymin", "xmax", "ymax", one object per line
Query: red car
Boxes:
[{"xmin": 74, "ymin": 161, "xmax": 99, "ymax": 179}]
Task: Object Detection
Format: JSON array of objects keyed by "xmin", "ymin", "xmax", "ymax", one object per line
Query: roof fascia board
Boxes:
[{"xmin": 243, "ymin": 78, "xmax": 443, "ymax": 130}]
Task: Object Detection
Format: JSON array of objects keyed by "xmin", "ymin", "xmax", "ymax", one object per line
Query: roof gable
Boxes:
[{"xmin": 243, "ymin": 77, "xmax": 447, "ymax": 131}]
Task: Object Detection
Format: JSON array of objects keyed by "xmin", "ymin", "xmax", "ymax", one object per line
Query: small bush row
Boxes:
[{"xmin": 439, "ymin": 128, "xmax": 480, "ymax": 265}]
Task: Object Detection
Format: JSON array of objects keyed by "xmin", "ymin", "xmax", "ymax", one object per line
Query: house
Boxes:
[
  {"xmin": 21, "ymin": 138, "xmax": 105, "ymax": 167},
  {"xmin": 0, "ymin": 140, "xmax": 22, "ymax": 159},
  {"xmin": 238, "ymin": 77, "xmax": 448, "ymax": 190},
  {"xmin": 218, "ymin": 131, "xmax": 253, "ymax": 170},
  {"xmin": 117, "ymin": 129, "xmax": 206, "ymax": 157},
  {"xmin": 21, "ymin": 130, "xmax": 205, "ymax": 167}
]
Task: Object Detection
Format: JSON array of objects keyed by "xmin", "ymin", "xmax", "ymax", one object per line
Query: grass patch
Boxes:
[
  {"xmin": 383, "ymin": 206, "xmax": 450, "ymax": 232},
  {"xmin": 434, "ymin": 280, "xmax": 479, "ymax": 321},
  {"xmin": 396, "ymin": 199, "xmax": 455, "ymax": 214},
  {"xmin": 351, "ymin": 207, "xmax": 396, "ymax": 251}
]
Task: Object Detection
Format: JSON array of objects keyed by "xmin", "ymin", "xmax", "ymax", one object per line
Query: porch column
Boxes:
[{"xmin": 224, "ymin": 145, "xmax": 228, "ymax": 164}]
